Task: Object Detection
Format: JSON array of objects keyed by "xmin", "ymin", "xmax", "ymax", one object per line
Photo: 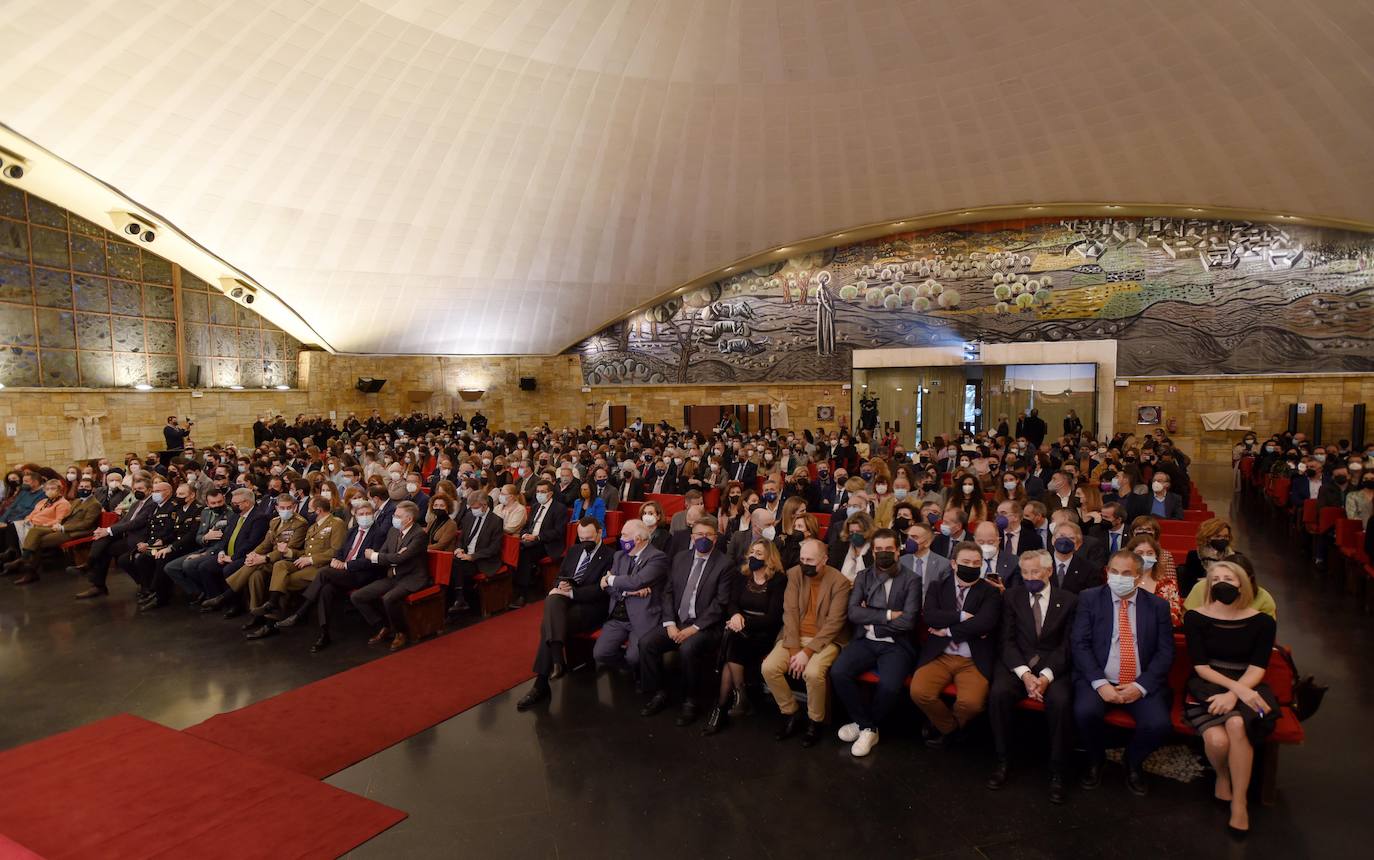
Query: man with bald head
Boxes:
[
  {"xmin": 760, "ymin": 538, "xmax": 852, "ymax": 748},
  {"xmin": 593, "ymin": 518, "xmax": 669, "ymax": 675},
  {"xmin": 727, "ymin": 506, "xmax": 776, "ymax": 568}
]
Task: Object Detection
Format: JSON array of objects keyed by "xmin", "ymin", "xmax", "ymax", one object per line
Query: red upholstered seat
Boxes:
[
  {"xmin": 619, "ymin": 501, "xmax": 643, "ymax": 522},
  {"xmin": 604, "ymin": 510, "xmax": 625, "ymax": 540},
  {"xmin": 814, "ymin": 512, "xmax": 831, "ymax": 534},
  {"xmin": 1301, "ymin": 499, "xmax": 1319, "ymax": 533},
  {"xmin": 646, "ymin": 493, "xmax": 686, "ymax": 517}
]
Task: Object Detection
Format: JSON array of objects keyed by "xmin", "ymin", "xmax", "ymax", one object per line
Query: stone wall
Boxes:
[{"xmin": 1113, "ymin": 375, "xmax": 1374, "ymax": 464}]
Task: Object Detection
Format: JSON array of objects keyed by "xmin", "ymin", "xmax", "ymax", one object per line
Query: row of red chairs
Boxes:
[{"xmin": 1243, "ymin": 457, "xmax": 1372, "ymax": 586}]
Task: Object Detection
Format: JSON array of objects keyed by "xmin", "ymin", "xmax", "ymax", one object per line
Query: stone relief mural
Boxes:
[{"xmin": 572, "ymin": 218, "xmax": 1374, "ymax": 383}]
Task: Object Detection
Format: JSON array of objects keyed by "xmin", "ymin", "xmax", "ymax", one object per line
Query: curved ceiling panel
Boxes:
[{"xmin": 1, "ymin": 0, "xmax": 1371, "ymax": 354}]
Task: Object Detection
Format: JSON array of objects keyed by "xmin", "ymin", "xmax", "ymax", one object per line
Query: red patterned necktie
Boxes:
[{"xmin": 1118, "ymin": 597, "xmax": 1137, "ymax": 686}]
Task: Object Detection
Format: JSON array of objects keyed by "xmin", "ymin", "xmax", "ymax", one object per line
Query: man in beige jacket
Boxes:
[{"xmin": 761, "ymin": 538, "xmax": 852, "ymax": 747}]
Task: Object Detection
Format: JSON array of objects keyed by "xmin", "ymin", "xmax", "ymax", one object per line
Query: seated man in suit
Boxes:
[
  {"xmin": 1026, "ymin": 520, "xmax": 1105, "ymax": 594},
  {"xmin": 351, "ymin": 501, "xmax": 430, "ymax": 651},
  {"xmin": 830, "ymin": 529, "xmax": 921, "ymax": 758},
  {"xmin": 70, "ymin": 475, "xmax": 157, "ymax": 598},
  {"xmin": 273, "ymin": 499, "xmax": 386, "ymax": 651},
  {"xmin": 510, "ymin": 480, "xmax": 569, "ymax": 608},
  {"xmin": 760, "ymin": 538, "xmax": 852, "ymax": 747},
  {"xmin": 1071, "ymin": 549, "xmax": 1175, "ymax": 796},
  {"xmin": 987, "ymin": 549, "xmax": 1078, "ymax": 803},
  {"xmin": 1091, "ymin": 501, "xmax": 1131, "ymax": 555},
  {"xmin": 930, "ymin": 507, "xmax": 969, "ymax": 559},
  {"xmin": 909, "ymin": 541, "xmax": 1003, "ymax": 748},
  {"xmin": 517, "ymin": 517, "xmax": 617, "ymax": 711},
  {"xmin": 181, "ymin": 487, "xmax": 269, "ymax": 605},
  {"xmin": 208, "ymin": 494, "xmax": 308, "ymax": 619},
  {"xmin": 994, "ymin": 499, "xmax": 1042, "ymax": 556},
  {"xmin": 162, "ymin": 487, "xmax": 231, "ymax": 601},
  {"xmin": 669, "ymin": 490, "xmax": 704, "ymax": 533},
  {"xmin": 10, "ymin": 475, "xmax": 101, "ymax": 584},
  {"xmin": 727, "ymin": 507, "xmax": 776, "ymax": 569},
  {"xmin": 593, "ymin": 518, "xmax": 669, "ymax": 674},
  {"xmin": 900, "ymin": 519, "xmax": 948, "ymax": 601},
  {"xmin": 971, "ymin": 521, "xmax": 1008, "ymax": 584},
  {"xmin": 639, "ymin": 515, "xmax": 734, "ymax": 725},
  {"xmin": 1145, "ymin": 472, "xmax": 1185, "ymax": 521},
  {"xmin": 446, "ymin": 488, "xmax": 507, "ymax": 615}
]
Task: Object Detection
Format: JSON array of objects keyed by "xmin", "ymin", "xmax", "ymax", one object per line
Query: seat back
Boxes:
[
  {"xmin": 646, "ymin": 493, "xmax": 686, "ymax": 517},
  {"xmin": 807, "ymin": 462, "xmax": 818, "ymax": 482},
  {"xmin": 500, "ymin": 534, "xmax": 521, "ymax": 570},
  {"xmin": 1182, "ymin": 509, "xmax": 1211, "ymax": 522},
  {"xmin": 1316, "ymin": 507, "xmax": 1344, "ymax": 533},
  {"xmin": 99, "ymin": 511, "xmax": 119, "ymax": 528},
  {"xmin": 703, "ymin": 487, "xmax": 720, "ymax": 513},
  {"xmin": 1266, "ymin": 646, "xmax": 1297, "ymax": 706},
  {"xmin": 427, "ymin": 549, "xmax": 452, "ymax": 587},
  {"xmin": 619, "ymin": 500, "xmax": 644, "ymax": 522},
  {"xmin": 1301, "ymin": 498, "xmax": 1319, "ymax": 529},
  {"xmin": 604, "ymin": 510, "xmax": 625, "ymax": 541},
  {"xmin": 814, "ymin": 512, "xmax": 831, "ymax": 534}
]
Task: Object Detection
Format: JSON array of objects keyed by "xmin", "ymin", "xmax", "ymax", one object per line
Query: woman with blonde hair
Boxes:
[
  {"xmin": 704, "ymin": 537, "xmax": 786, "ymax": 735},
  {"xmin": 1183, "ymin": 560, "xmax": 1278, "ymax": 834}
]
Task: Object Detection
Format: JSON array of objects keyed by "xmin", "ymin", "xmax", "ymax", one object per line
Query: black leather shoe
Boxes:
[
  {"xmin": 1126, "ymin": 768, "xmax": 1148, "ymax": 796},
  {"xmin": 222, "ymin": 603, "xmax": 244, "ymax": 619},
  {"xmin": 245, "ymin": 623, "xmax": 277, "ymax": 640},
  {"xmin": 701, "ymin": 706, "xmax": 726, "ymax": 736},
  {"xmin": 1080, "ymin": 761, "xmax": 1102, "ymax": 790},
  {"xmin": 1049, "ymin": 774, "xmax": 1067, "ymax": 804},
  {"xmin": 775, "ymin": 711, "xmax": 804, "ymax": 741},
  {"xmin": 800, "ymin": 720, "xmax": 822, "ymax": 747},
  {"xmin": 640, "ymin": 691, "xmax": 669, "ymax": 717},
  {"xmin": 137, "ymin": 596, "xmax": 163, "ymax": 612},
  {"xmin": 13, "ymin": 569, "xmax": 39, "ymax": 586},
  {"xmin": 674, "ymin": 701, "xmax": 699, "ymax": 727},
  {"xmin": 446, "ymin": 598, "xmax": 470, "ymax": 616},
  {"xmin": 240, "ymin": 615, "xmax": 265, "ymax": 631},
  {"xmin": 201, "ymin": 592, "xmax": 228, "ymax": 610},
  {"xmin": 276, "ymin": 612, "xmax": 302, "ymax": 629},
  {"xmin": 516, "ymin": 685, "xmax": 550, "ymax": 711},
  {"xmin": 987, "ymin": 760, "xmax": 1009, "ymax": 790},
  {"xmin": 310, "ymin": 632, "xmax": 332, "ymax": 653},
  {"xmin": 249, "ymin": 602, "xmax": 276, "ymax": 618}
]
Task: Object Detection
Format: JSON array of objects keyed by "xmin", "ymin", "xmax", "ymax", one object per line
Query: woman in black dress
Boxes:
[
  {"xmin": 703, "ymin": 538, "xmax": 785, "ymax": 735},
  {"xmin": 1183, "ymin": 560, "xmax": 1278, "ymax": 835}
]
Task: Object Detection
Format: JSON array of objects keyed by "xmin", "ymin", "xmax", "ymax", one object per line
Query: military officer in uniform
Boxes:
[
  {"xmin": 217, "ymin": 494, "xmax": 307, "ymax": 619},
  {"xmin": 123, "ymin": 482, "xmax": 202, "ymax": 609},
  {"xmin": 245, "ymin": 496, "xmax": 345, "ymax": 635}
]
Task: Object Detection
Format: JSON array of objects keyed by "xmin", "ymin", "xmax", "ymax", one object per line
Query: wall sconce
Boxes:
[{"xmin": 458, "ymin": 389, "xmax": 485, "ymax": 401}]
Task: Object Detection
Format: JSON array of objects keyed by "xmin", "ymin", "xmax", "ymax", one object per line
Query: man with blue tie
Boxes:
[
  {"xmin": 639, "ymin": 516, "xmax": 734, "ymax": 725},
  {"xmin": 593, "ymin": 519, "xmax": 669, "ymax": 676},
  {"xmin": 1071, "ymin": 549, "xmax": 1175, "ymax": 796},
  {"xmin": 1094, "ymin": 502, "xmax": 1129, "ymax": 555},
  {"xmin": 517, "ymin": 517, "xmax": 616, "ymax": 711},
  {"xmin": 900, "ymin": 520, "xmax": 948, "ymax": 601}
]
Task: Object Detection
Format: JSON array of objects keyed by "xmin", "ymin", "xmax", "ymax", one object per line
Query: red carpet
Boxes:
[
  {"xmin": 186, "ymin": 604, "xmax": 541, "ymax": 778},
  {"xmin": 0, "ymin": 714, "xmax": 405, "ymax": 860}
]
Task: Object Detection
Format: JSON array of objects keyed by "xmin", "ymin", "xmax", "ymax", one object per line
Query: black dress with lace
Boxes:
[{"xmin": 1182, "ymin": 610, "xmax": 1279, "ymax": 740}]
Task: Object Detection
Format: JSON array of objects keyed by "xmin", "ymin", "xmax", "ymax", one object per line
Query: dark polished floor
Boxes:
[{"xmin": 5, "ymin": 466, "xmax": 1372, "ymax": 859}]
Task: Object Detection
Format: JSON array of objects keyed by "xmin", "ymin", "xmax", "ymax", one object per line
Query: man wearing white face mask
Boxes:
[
  {"xmin": 726, "ymin": 507, "xmax": 776, "ymax": 569},
  {"xmin": 1147, "ymin": 472, "xmax": 1184, "ymax": 521},
  {"xmin": 352, "ymin": 501, "xmax": 430, "ymax": 651},
  {"xmin": 1071, "ymin": 549, "xmax": 1174, "ymax": 796},
  {"xmin": 213, "ymin": 494, "xmax": 308, "ymax": 619}
]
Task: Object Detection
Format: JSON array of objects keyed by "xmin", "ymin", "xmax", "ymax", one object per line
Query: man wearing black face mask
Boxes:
[
  {"xmin": 910, "ymin": 542, "xmax": 1003, "ymax": 748},
  {"xmin": 830, "ymin": 530, "xmax": 921, "ymax": 758},
  {"xmin": 517, "ymin": 518, "xmax": 614, "ymax": 711}
]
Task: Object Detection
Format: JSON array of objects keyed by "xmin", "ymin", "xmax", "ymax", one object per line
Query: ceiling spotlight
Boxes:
[
  {"xmin": 1104, "ymin": 205, "xmax": 1121, "ymax": 210},
  {"xmin": 109, "ymin": 210, "xmax": 158, "ymax": 243},
  {"xmin": 2, "ymin": 164, "xmax": 23, "ymax": 180},
  {"xmin": 778, "ymin": 247, "xmax": 791, "ymax": 253},
  {"xmin": 0, "ymin": 382, "xmax": 6, "ymax": 389},
  {"xmin": 134, "ymin": 383, "xmax": 153, "ymax": 391},
  {"xmin": 220, "ymin": 277, "xmax": 258, "ymax": 304},
  {"xmin": 0, "ymin": 147, "xmax": 28, "ymax": 180}
]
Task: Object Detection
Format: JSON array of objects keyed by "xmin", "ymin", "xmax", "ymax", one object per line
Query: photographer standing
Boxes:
[{"xmin": 162, "ymin": 416, "xmax": 192, "ymax": 466}]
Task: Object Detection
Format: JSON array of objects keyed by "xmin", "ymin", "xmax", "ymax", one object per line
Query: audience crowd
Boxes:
[{"xmin": 3, "ymin": 409, "xmax": 1364, "ymax": 834}]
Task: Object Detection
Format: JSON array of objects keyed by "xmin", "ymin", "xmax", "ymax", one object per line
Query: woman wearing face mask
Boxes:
[
  {"xmin": 572, "ymin": 480, "xmax": 606, "ymax": 529},
  {"xmin": 1074, "ymin": 483, "xmax": 1103, "ymax": 525},
  {"xmin": 944, "ymin": 473, "xmax": 988, "ymax": 527},
  {"xmin": 706, "ymin": 538, "xmax": 786, "ymax": 735},
  {"xmin": 1345, "ymin": 466, "xmax": 1374, "ymax": 526},
  {"xmin": 1125, "ymin": 534, "xmax": 1183, "ymax": 627},
  {"xmin": 426, "ymin": 493, "xmax": 459, "ymax": 551},
  {"xmin": 778, "ymin": 504, "xmax": 817, "ymax": 570},
  {"xmin": 870, "ymin": 474, "xmax": 895, "ymax": 527},
  {"xmin": 718, "ymin": 481, "xmax": 748, "ymax": 531},
  {"xmin": 1183, "ymin": 561, "xmax": 1278, "ymax": 835},
  {"xmin": 1181, "ymin": 517, "xmax": 1237, "ymax": 597},
  {"xmin": 641, "ymin": 501, "xmax": 672, "ymax": 553},
  {"xmin": 994, "ymin": 472, "xmax": 1029, "ymax": 506}
]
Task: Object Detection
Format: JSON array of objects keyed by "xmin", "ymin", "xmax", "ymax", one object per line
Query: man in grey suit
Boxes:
[
  {"xmin": 899, "ymin": 519, "xmax": 949, "ymax": 602},
  {"xmin": 639, "ymin": 515, "xmax": 734, "ymax": 725},
  {"xmin": 593, "ymin": 465, "xmax": 621, "ymax": 510},
  {"xmin": 447, "ymin": 490, "xmax": 507, "ymax": 615},
  {"xmin": 351, "ymin": 501, "xmax": 429, "ymax": 652},
  {"xmin": 727, "ymin": 507, "xmax": 776, "ymax": 569},
  {"xmin": 593, "ymin": 518, "xmax": 669, "ymax": 674},
  {"xmin": 669, "ymin": 490, "xmax": 705, "ymax": 533}
]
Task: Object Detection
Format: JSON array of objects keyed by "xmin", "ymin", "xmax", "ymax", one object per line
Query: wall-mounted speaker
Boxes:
[
  {"xmin": 1353, "ymin": 404, "xmax": 1367, "ymax": 451},
  {"xmin": 1286, "ymin": 403, "xmax": 1298, "ymax": 434},
  {"xmin": 519, "ymin": 377, "xmax": 537, "ymax": 391},
  {"xmin": 1312, "ymin": 403, "xmax": 1323, "ymax": 446},
  {"xmin": 355, "ymin": 377, "xmax": 386, "ymax": 393}
]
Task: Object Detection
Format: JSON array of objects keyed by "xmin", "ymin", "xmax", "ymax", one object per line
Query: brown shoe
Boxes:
[
  {"xmin": 75, "ymin": 586, "xmax": 109, "ymax": 600},
  {"xmin": 389, "ymin": 633, "xmax": 408, "ymax": 652},
  {"xmin": 367, "ymin": 627, "xmax": 392, "ymax": 645}
]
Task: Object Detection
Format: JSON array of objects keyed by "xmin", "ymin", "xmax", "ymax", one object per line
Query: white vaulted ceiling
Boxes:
[{"xmin": 2, "ymin": 0, "xmax": 1372, "ymax": 354}]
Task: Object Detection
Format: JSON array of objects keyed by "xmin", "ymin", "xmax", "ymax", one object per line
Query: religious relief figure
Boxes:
[{"xmin": 815, "ymin": 272, "xmax": 836, "ymax": 356}]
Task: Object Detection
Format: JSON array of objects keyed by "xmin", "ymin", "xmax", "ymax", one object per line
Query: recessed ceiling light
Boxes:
[
  {"xmin": 1188, "ymin": 208, "xmax": 1204, "ymax": 212},
  {"xmin": 1028, "ymin": 206, "xmax": 1043, "ymax": 210},
  {"xmin": 832, "ymin": 233, "xmax": 845, "ymax": 239},
  {"xmin": 274, "ymin": 384, "xmax": 290, "ymax": 390},
  {"xmin": 1104, "ymin": 205, "xmax": 1120, "ymax": 210},
  {"xmin": 895, "ymin": 387, "xmax": 903, "ymax": 391},
  {"xmin": 229, "ymin": 384, "xmax": 244, "ymax": 390},
  {"xmin": 134, "ymin": 383, "xmax": 153, "ymax": 391},
  {"xmin": 777, "ymin": 247, "xmax": 790, "ymax": 253},
  {"xmin": 959, "ymin": 212, "xmax": 972, "ymax": 216},
  {"xmin": 723, "ymin": 267, "xmax": 734, "ymax": 272},
  {"xmin": 892, "ymin": 222, "xmax": 906, "ymax": 227}
]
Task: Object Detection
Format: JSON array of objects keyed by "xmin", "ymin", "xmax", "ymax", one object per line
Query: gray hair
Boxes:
[
  {"xmin": 231, "ymin": 488, "xmax": 255, "ymax": 505},
  {"xmin": 1019, "ymin": 549, "xmax": 1052, "ymax": 573}
]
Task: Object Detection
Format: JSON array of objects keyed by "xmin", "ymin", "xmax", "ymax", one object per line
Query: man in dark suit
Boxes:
[
  {"xmin": 1022, "ymin": 409, "xmax": 1048, "ymax": 448},
  {"xmin": 1088, "ymin": 501, "xmax": 1132, "ymax": 557},
  {"xmin": 161, "ymin": 416, "xmax": 191, "ymax": 466},
  {"xmin": 816, "ymin": 464, "xmax": 849, "ymax": 514},
  {"xmin": 639, "ymin": 515, "xmax": 733, "ymax": 725},
  {"xmin": 728, "ymin": 455, "xmax": 757, "ymax": 487},
  {"xmin": 909, "ymin": 541, "xmax": 1003, "ymax": 748},
  {"xmin": 994, "ymin": 500, "xmax": 1043, "ymax": 556},
  {"xmin": 448, "ymin": 488, "xmax": 506, "ymax": 615},
  {"xmin": 1071, "ymin": 549, "xmax": 1174, "ymax": 796},
  {"xmin": 1023, "ymin": 521, "xmax": 1104, "ymax": 594},
  {"xmin": 177, "ymin": 487, "xmax": 270, "ymax": 605},
  {"xmin": 510, "ymin": 480, "xmax": 569, "ymax": 608},
  {"xmin": 929, "ymin": 508, "xmax": 969, "ymax": 559},
  {"xmin": 726, "ymin": 507, "xmax": 776, "ymax": 569},
  {"xmin": 517, "ymin": 517, "xmax": 616, "ymax": 711},
  {"xmin": 273, "ymin": 499, "xmax": 386, "ymax": 651},
  {"xmin": 1144, "ymin": 472, "xmax": 1185, "ymax": 521},
  {"xmin": 987, "ymin": 549, "xmax": 1078, "ymax": 803},
  {"xmin": 830, "ymin": 529, "xmax": 921, "ymax": 757},
  {"xmin": 593, "ymin": 519, "xmax": 670, "ymax": 674},
  {"xmin": 350, "ymin": 501, "xmax": 429, "ymax": 651},
  {"xmin": 1039, "ymin": 471, "xmax": 1076, "ymax": 514},
  {"xmin": 71, "ymin": 475, "xmax": 158, "ymax": 598}
]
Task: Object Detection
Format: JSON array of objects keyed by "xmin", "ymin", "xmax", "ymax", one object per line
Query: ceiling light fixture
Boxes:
[
  {"xmin": 274, "ymin": 384, "xmax": 290, "ymax": 390},
  {"xmin": 229, "ymin": 384, "xmax": 244, "ymax": 390},
  {"xmin": 1104, "ymin": 205, "xmax": 1120, "ymax": 209},
  {"xmin": 134, "ymin": 383, "xmax": 153, "ymax": 391},
  {"xmin": 1028, "ymin": 206, "xmax": 1043, "ymax": 210}
]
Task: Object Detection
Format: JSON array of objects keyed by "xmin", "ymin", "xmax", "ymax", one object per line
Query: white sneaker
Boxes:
[
  {"xmin": 851, "ymin": 729, "xmax": 879, "ymax": 757},
  {"xmin": 837, "ymin": 722, "xmax": 860, "ymax": 743}
]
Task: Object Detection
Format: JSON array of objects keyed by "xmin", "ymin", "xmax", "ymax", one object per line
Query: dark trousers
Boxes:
[
  {"xmin": 350, "ymin": 571, "xmax": 429, "ymax": 633},
  {"xmin": 532, "ymin": 596, "xmax": 607, "ymax": 678},
  {"xmin": 1073, "ymin": 681, "xmax": 1171, "ymax": 769},
  {"xmin": 123, "ymin": 550, "xmax": 185, "ymax": 603},
  {"xmin": 165, "ymin": 551, "xmax": 228, "ymax": 598},
  {"xmin": 451, "ymin": 558, "xmax": 481, "ymax": 603},
  {"xmin": 989, "ymin": 668, "xmax": 1073, "ymax": 771},
  {"xmin": 85, "ymin": 535, "xmax": 134, "ymax": 588},
  {"xmin": 514, "ymin": 542, "xmax": 545, "ymax": 590},
  {"xmin": 0, "ymin": 525, "xmax": 19, "ymax": 555},
  {"xmin": 830, "ymin": 638, "xmax": 916, "ymax": 731},
  {"xmin": 638, "ymin": 624, "xmax": 722, "ymax": 701},
  {"xmin": 311, "ymin": 567, "xmax": 376, "ymax": 630}
]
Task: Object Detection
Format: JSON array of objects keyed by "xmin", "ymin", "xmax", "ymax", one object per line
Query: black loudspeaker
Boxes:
[
  {"xmin": 355, "ymin": 377, "xmax": 386, "ymax": 393},
  {"xmin": 1312, "ymin": 403, "xmax": 1323, "ymax": 446},
  {"xmin": 188, "ymin": 364, "xmax": 202, "ymax": 388},
  {"xmin": 1353, "ymin": 404, "xmax": 1367, "ymax": 451},
  {"xmin": 519, "ymin": 377, "xmax": 537, "ymax": 391},
  {"xmin": 1286, "ymin": 403, "xmax": 1299, "ymax": 434}
]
